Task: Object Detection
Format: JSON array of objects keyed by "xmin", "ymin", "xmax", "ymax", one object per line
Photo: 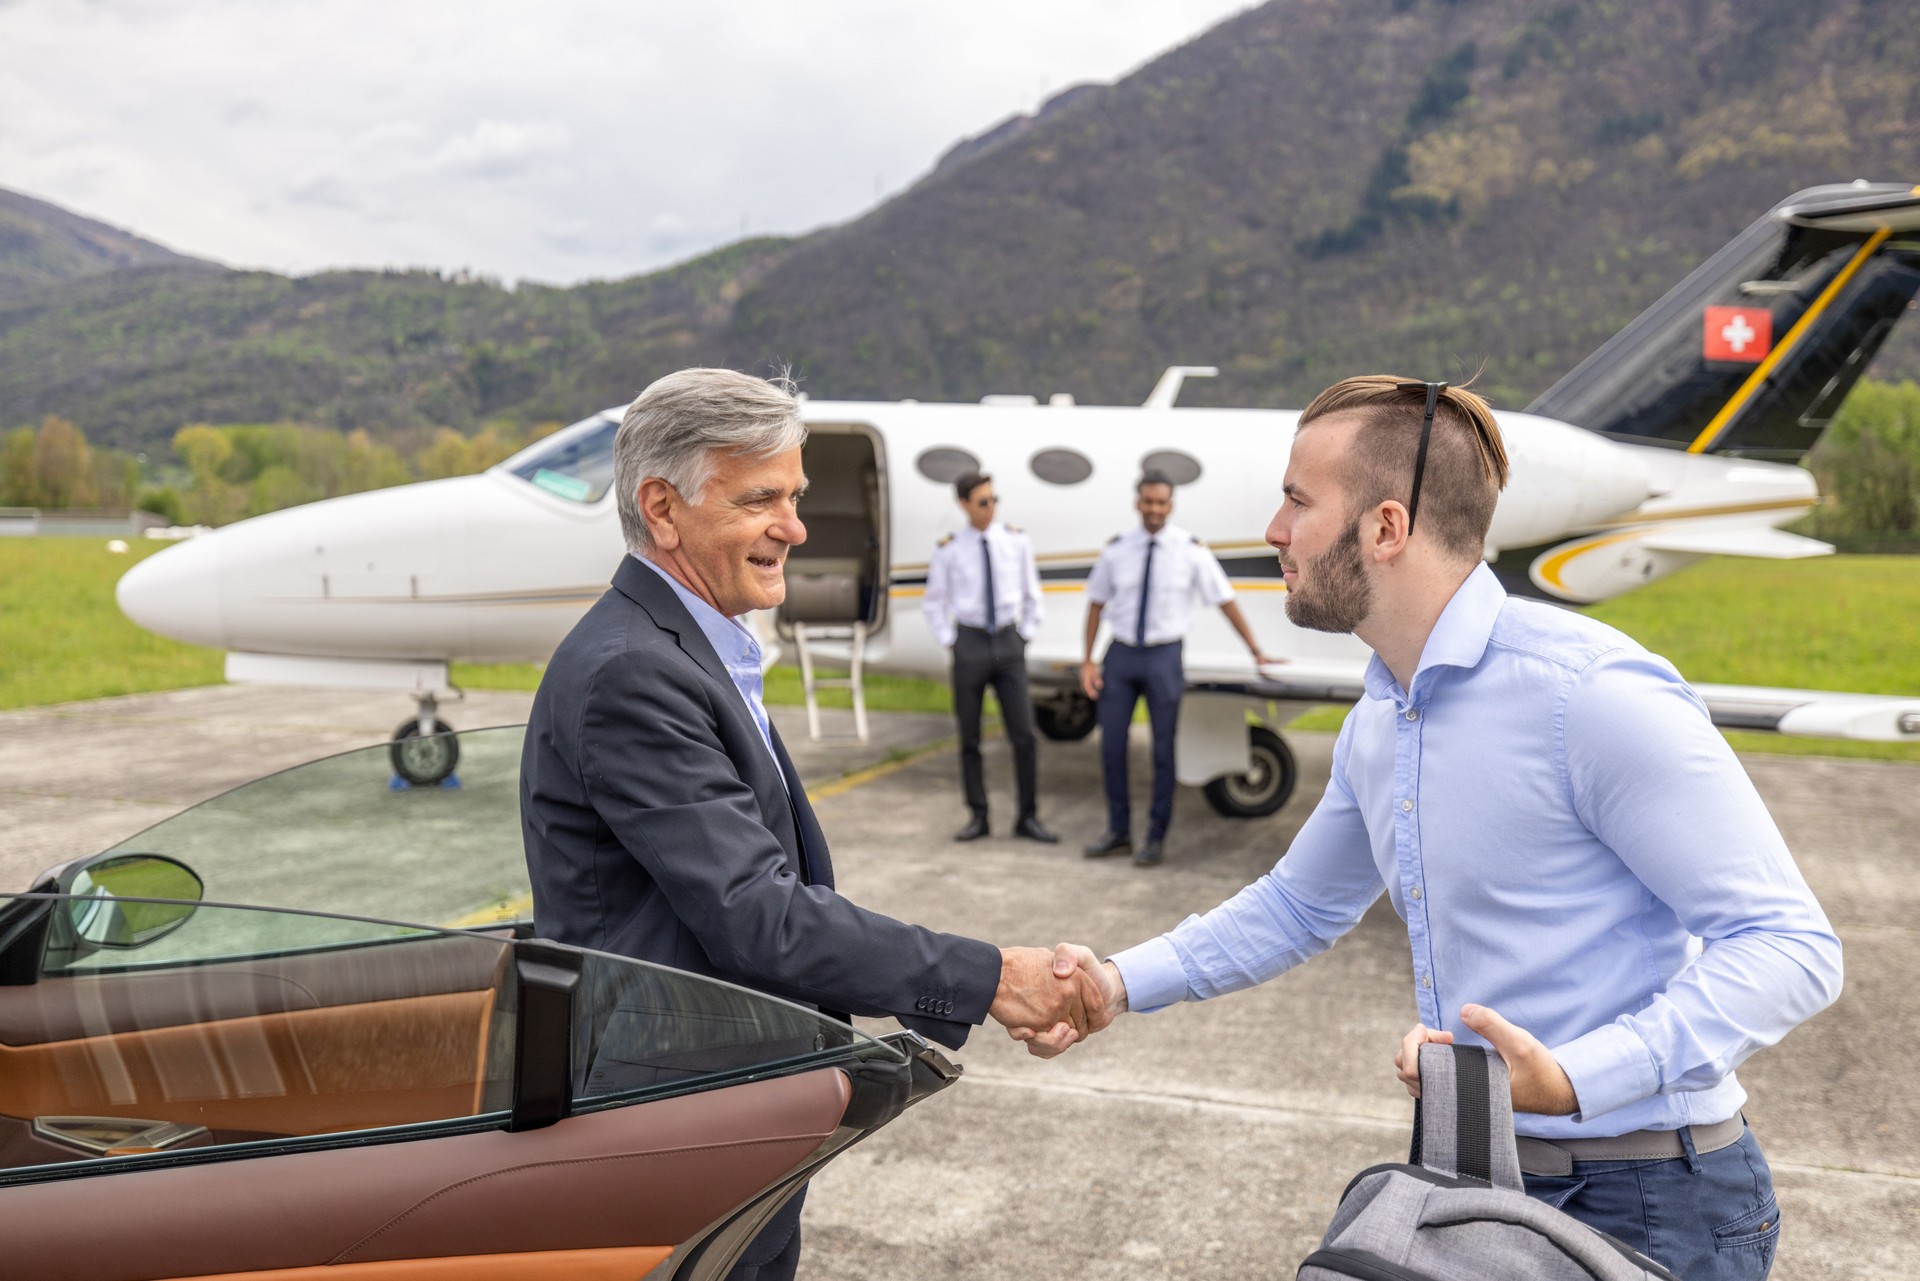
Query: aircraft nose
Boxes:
[{"xmin": 116, "ymin": 535, "xmax": 226, "ymax": 648}]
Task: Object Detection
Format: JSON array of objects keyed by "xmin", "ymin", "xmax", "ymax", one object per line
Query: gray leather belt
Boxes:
[{"xmin": 1515, "ymin": 1114, "xmax": 1747, "ymax": 1176}]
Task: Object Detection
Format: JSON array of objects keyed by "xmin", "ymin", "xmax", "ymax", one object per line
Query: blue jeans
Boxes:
[{"xmin": 1523, "ymin": 1126, "xmax": 1781, "ymax": 1281}]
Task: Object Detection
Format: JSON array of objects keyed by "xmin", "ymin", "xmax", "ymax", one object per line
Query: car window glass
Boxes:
[
  {"xmin": 569, "ymin": 949, "xmax": 893, "ymax": 1112},
  {"xmin": 0, "ymin": 896, "xmax": 517, "ymax": 1183},
  {"xmin": 96, "ymin": 727, "xmax": 532, "ymax": 930},
  {"xmin": 501, "ymin": 415, "xmax": 617, "ymax": 503},
  {"xmin": 0, "ymin": 895, "xmax": 899, "ymax": 1187}
]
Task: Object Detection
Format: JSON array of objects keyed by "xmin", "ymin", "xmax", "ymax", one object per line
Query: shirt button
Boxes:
[
  {"xmin": 1404, "ymin": 707, "xmax": 1420, "ymax": 721},
  {"xmin": 1400, "ymin": 798, "xmax": 1414, "ymax": 813},
  {"xmin": 1409, "ymin": 886, "xmax": 1422, "ymax": 901},
  {"xmin": 1421, "ymin": 974, "xmax": 1432, "ymax": 989}
]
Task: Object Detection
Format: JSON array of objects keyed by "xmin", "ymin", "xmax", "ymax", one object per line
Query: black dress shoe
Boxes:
[
  {"xmin": 1013, "ymin": 816, "xmax": 1059, "ymax": 844},
  {"xmin": 1133, "ymin": 838, "xmax": 1165, "ymax": 867},
  {"xmin": 954, "ymin": 814, "xmax": 990, "ymax": 841},
  {"xmin": 1083, "ymin": 829, "xmax": 1132, "ymax": 858}
]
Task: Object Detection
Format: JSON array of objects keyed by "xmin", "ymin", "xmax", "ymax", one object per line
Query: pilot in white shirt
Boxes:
[
  {"xmin": 923, "ymin": 470, "xmax": 1056, "ymax": 844},
  {"xmin": 1080, "ymin": 471, "xmax": 1270, "ymax": 865}
]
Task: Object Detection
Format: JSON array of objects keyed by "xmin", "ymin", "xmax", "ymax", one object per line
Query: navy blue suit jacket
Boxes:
[{"xmin": 521, "ymin": 555, "xmax": 999, "ymax": 1048}]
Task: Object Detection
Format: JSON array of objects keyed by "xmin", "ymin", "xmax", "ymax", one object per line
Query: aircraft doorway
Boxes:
[
  {"xmin": 780, "ymin": 424, "xmax": 888, "ymax": 740},
  {"xmin": 786, "ymin": 424, "xmax": 888, "ymax": 632}
]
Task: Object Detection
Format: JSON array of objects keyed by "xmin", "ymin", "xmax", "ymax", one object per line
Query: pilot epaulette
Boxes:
[
  {"xmin": 936, "ymin": 533, "xmax": 955, "ymax": 547},
  {"xmin": 1005, "ymin": 523, "xmax": 1023, "ymax": 534},
  {"xmin": 1191, "ymin": 533, "xmax": 1205, "ymax": 545},
  {"xmin": 1107, "ymin": 533, "xmax": 1122, "ymax": 544}
]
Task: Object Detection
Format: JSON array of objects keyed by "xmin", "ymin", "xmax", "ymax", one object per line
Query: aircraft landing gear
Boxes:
[
  {"xmin": 389, "ymin": 692, "xmax": 460, "ymax": 789},
  {"xmin": 1201, "ymin": 726, "xmax": 1297, "ymax": 818},
  {"xmin": 1034, "ymin": 691, "xmax": 1098, "ymax": 741}
]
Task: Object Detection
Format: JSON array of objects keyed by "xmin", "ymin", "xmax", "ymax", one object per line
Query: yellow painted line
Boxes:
[
  {"xmin": 444, "ymin": 731, "xmax": 965, "ymax": 927},
  {"xmin": 447, "ymin": 896, "xmax": 531, "ymax": 927},
  {"xmin": 1534, "ymin": 530, "xmax": 1649, "ymax": 594},
  {"xmin": 1687, "ymin": 227, "xmax": 1891, "ymax": 453},
  {"xmin": 810, "ymin": 733, "xmax": 973, "ymax": 801}
]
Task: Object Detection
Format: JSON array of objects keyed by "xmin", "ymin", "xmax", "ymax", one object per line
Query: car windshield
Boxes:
[
  {"xmin": 500, "ymin": 413, "xmax": 618, "ymax": 503},
  {"xmin": 94, "ymin": 726, "xmax": 533, "ymax": 928}
]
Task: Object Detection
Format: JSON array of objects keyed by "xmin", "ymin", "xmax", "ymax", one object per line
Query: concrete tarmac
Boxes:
[{"xmin": 2, "ymin": 686, "xmax": 1915, "ymax": 1278}]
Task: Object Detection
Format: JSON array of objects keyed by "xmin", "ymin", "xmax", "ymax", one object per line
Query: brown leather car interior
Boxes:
[
  {"xmin": 1, "ymin": 1068, "xmax": 851, "ymax": 1281},
  {"xmin": 0, "ymin": 933, "xmax": 508, "ymax": 1160},
  {"xmin": 174, "ymin": 1244, "xmax": 672, "ymax": 1280}
]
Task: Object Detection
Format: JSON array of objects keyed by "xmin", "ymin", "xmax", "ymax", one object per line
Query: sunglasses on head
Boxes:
[{"xmin": 1393, "ymin": 380, "xmax": 1446, "ymax": 538}]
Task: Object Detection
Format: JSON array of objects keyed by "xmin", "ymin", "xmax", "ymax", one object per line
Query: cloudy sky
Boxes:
[{"xmin": 1, "ymin": 0, "xmax": 1252, "ymax": 284}]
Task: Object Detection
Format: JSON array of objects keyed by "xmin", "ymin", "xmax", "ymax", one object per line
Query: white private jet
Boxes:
[{"xmin": 118, "ymin": 182, "xmax": 1920, "ymax": 811}]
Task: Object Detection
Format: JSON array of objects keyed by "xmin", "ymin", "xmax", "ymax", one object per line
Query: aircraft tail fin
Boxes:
[{"xmin": 1526, "ymin": 183, "xmax": 1920, "ymax": 460}]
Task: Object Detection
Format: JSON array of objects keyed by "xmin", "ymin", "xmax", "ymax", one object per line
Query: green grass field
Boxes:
[
  {"xmin": 3, "ymin": 537, "xmax": 1915, "ymax": 760},
  {"xmin": 0, "ymin": 538, "xmax": 222, "ymax": 709}
]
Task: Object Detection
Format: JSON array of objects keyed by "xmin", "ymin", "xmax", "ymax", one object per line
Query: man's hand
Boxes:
[
  {"xmin": 990, "ymin": 946, "xmax": 1101, "ymax": 1048},
  {"xmin": 1007, "ymin": 944, "xmax": 1127, "ymax": 1058},
  {"xmin": 1393, "ymin": 1006, "xmax": 1579, "ymax": 1116},
  {"xmin": 1080, "ymin": 660, "xmax": 1103, "ymax": 700},
  {"xmin": 1461, "ymin": 1004, "xmax": 1579, "ymax": 1115},
  {"xmin": 1393, "ymin": 1022, "xmax": 1455, "ymax": 1097},
  {"xmin": 1252, "ymin": 651, "xmax": 1283, "ymax": 668}
]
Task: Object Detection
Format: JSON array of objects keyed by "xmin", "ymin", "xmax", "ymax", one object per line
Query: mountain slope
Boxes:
[
  {"xmin": 717, "ymin": 0, "xmax": 1920, "ymax": 408},
  {"xmin": 0, "ymin": 187, "xmax": 216, "ymax": 301},
  {"xmin": 2, "ymin": 0, "xmax": 1917, "ymax": 450}
]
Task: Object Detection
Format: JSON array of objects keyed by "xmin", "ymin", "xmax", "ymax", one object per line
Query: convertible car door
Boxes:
[{"xmin": 0, "ymin": 892, "xmax": 955, "ymax": 1280}]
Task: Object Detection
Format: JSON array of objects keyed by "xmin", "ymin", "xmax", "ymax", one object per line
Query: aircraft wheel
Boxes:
[
  {"xmin": 390, "ymin": 718, "xmax": 459, "ymax": 787},
  {"xmin": 1202, "ymin": 727, "xmax": 1297, "ymax": 819},
  {"xmin": 1034, "ymin": 692, "xmax": 1098, "ymax": 741}
]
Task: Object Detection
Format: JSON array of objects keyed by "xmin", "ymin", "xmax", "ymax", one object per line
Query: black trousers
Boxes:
[
  {"xmin": 950, "ymin": 624, "xmax": 1039, "ymax": 819},
  {"xmin": 725, "ymin": 1186, "xmax": 805, "ymax": 1281},
  {"xmin": 1098, "ymin": 640, "xmax": 1184, "ymax": 840}
]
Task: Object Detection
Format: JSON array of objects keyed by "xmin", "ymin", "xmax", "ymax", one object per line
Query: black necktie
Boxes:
[
  {"xmin": 982, "ymin": 536, "xmax": 997, "ymax": 632},
  {"xmin": 1136, "ymin": 536, "xmax": 1156, "ymax": 645}
]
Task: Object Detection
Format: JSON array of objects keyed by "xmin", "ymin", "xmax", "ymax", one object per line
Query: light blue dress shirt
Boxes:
[
  {"xmin": 634, "ymin": 555, "xmax": 781, "ymax": 774},
  {"xmin": 1111, "ymin": 563, "xmax": 1842, "ymax": 1138}
]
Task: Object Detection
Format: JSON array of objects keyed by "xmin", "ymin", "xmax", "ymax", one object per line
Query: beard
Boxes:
[{"xmin": 1283, "ymin": 520, "xmax": 1374, "ymax": 634}]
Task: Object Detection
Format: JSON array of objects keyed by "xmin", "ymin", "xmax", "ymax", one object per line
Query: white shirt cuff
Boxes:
[
  {"xmin": 1550, "ymin": 1021, "xmax": 1660, "ymax": 1124},
  {"xmin": 1109, "ymin": 936, "xmax": 1191, "ymax": 1013}
]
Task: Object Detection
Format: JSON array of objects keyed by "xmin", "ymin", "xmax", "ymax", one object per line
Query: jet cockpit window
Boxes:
[{"xmin": 503, "ymin": 415, "xmax": 618, "ymax": 503}]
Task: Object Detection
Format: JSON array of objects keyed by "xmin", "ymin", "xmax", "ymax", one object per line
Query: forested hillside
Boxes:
[
  {"xmin": 0, "ymin": 187, "xmax": 214, "ymax": 302},
  {"xmin": 2, "ymin": 0, "xmax": 1918, "ymax": 454}
]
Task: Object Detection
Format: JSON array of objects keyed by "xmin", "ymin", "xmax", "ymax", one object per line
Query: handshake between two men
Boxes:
[{"xmin": 989, "ymin": 944, "xmax": 1122, "ymax": 1052}]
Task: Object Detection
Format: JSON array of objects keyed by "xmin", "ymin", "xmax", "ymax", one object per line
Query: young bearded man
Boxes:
[{"xmin": 1032, "ymin": 376, "xmax": 1841, "ymax": 1281}]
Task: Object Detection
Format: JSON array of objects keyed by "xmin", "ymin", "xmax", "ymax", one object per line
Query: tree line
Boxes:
[
  {"xmin": 6, "ymin": 379, "xmax": 1920, "ymax": 547},
  {"xmin": 0, "ymin": 416, "xmax": 561, "ymax": 526}
]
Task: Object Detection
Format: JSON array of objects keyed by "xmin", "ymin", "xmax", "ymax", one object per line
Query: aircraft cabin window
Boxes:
[
  {"xmin": 1141, "ymin": 449, "xmax": 1203, "ymax": 486},
  {"xmin": 506, "ymin": 417, "xmax": 618, "ymax": 503},
  {"xmin": 1029, "ymin": 447, "xmax": 1094, "ymax": 486},
  {"xmin": 914, "ymin": 447, "xmax": 982, "ymax": 484}
]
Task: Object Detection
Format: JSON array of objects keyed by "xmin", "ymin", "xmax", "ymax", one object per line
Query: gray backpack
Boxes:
[{"xmin": 1297, "ymin": 1044, "xmax": 1683, "ymax": 1281}]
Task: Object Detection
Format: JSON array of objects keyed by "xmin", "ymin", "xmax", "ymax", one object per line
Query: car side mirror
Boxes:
[{"xmin": 58, "ymin": 854, "xmax": 204, "ymax": 950}]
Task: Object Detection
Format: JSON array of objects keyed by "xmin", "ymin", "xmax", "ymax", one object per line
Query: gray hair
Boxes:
[{"xmin": 614, "ymin": 367, "xmax": 807, "ymax": 553}]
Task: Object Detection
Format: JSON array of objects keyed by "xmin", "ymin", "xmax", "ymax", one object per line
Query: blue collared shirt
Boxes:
[
  {"xmin": 634, "ymin": 554, "xmax": 781, "ymax": 774},
  {"xmin": 1111, "ymin": 563, "xmax": 1841, "ymax": 1138}
]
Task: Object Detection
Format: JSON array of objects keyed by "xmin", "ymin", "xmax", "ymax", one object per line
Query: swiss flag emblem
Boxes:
[{"xmin": 1704, "ymin": 306, "xmax": 1772, "ymax": 363}]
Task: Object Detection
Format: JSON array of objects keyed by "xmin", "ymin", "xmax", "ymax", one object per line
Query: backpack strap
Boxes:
[{"xmin": 1411, "ymin": 1043, "xmax": 1525, "ymax": 1192}]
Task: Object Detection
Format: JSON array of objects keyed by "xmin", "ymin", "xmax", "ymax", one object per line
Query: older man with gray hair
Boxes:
[{"xmin": 521, "ymin": 367, "xmax": 1104, "ymax": 1281}]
